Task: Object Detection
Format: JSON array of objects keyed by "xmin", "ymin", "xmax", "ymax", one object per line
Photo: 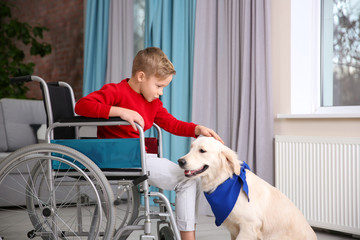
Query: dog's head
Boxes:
[{"xmin": 178, "ymin": 137, "xmax": 241, "ymax": 192}]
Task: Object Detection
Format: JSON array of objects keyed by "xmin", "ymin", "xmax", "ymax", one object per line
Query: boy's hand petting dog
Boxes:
[
  {"xmin": 195, "ymin": 125, "xmax": 224, "ymax": 144},
  {"xmin": 110, "ymin": 106, "xmax": 145, "ymax": 131}
]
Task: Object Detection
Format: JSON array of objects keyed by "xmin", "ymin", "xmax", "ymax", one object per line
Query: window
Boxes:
[
  {"xmin": 286, "ymin": 0, "xmax": 360, "ymax": 117},
  {"xmin": 321, "ymin": 0, "xmax": 360, "ymax": 107}
]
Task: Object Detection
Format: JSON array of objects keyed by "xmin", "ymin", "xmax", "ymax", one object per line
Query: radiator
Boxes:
[{"xmin": 275, "ymin": 135, "xmax": 360, "ymax": 236}]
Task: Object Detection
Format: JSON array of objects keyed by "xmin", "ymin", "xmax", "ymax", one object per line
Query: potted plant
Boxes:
[{"xmin": 0, "ymin": 1, "xmax": 51, "ymax": 99}]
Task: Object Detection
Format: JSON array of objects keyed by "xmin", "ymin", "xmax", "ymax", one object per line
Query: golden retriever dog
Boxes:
[{"xmin": 178, "ymin": 137, "xmax": 317, "ymax": 240}]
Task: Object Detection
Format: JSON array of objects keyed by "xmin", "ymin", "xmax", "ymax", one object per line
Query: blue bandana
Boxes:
[{"xmin": 204, "ymin": 162, "xmax": 250, "ymax": 226}]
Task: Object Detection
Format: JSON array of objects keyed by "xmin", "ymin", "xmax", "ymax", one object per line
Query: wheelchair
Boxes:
[{"xmin": 0, "ymin": 75, "xmax": 181, "ymax": 240}]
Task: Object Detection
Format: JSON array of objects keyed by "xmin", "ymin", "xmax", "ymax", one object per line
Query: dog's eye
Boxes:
[{"xmin": 199, "ymin": 149, "xmax": 207, "ymax": 153}]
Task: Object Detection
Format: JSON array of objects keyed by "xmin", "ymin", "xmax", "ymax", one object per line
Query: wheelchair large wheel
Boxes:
[{"xmin": 0, "ymin": 143, "xmax": 115, "ymax": 240}]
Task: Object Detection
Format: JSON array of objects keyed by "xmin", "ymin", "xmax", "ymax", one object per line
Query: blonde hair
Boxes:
[{"xmin": 131, "ymin": 47, "xmax": 176, "ymax": 79}]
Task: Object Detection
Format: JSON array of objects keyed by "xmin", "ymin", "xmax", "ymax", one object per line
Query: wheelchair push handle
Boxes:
[
  {"xmin": 10, "ymin": 75, "xmax": 32, "ymax": 84},
  {"xmin": 10, "ymin": 75, "xmax": 48, "ymax": 88}
]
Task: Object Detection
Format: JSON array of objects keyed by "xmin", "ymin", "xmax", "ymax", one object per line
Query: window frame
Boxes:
[{"xmin": 283, "ymin": 0, "xmax": 360, "ymax": 118}]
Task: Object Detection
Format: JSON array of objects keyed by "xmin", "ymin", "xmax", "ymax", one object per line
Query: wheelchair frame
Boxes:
[{"xmin": 0, "ymin": 75, "xmax": 181, "ymax": 240}]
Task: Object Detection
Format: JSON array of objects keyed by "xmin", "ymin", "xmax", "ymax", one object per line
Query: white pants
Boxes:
[{"xmin": 146, "ymin": 154, "xmax": 201, "ymax": 231}]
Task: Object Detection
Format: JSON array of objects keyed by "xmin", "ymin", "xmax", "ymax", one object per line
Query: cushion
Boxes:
[
  {"xmin": 0, "ymin": 98, "xmax": 46, "ymax": 152},
  {"xmin": 51, "ymin": 138, "xmax": 142, "ymax": 169},
  {"xmin": 30, "ymin": 123, "xmax": 47, "ymax": 143}
]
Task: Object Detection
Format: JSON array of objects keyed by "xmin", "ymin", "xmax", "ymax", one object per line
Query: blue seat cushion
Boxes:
[{"xmin": 51, "ymin": 138, "xmax": 141, "ymax": 170}]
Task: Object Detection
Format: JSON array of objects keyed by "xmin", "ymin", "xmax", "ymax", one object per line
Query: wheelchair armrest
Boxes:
[
  {"xmin": 49, "ymin": 116, "xmax": 132, "ymax": 128},
  {"xmin": 57, "ymin": 116, "xmax": 125, "ymax": 123}
]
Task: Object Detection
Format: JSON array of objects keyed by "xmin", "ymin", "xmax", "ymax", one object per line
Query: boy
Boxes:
[{"xmin": 75, "ymin": 47, "xmax": 223, "ymax": 240}]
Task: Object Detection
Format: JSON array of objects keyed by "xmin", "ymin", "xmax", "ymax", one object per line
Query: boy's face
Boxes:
[{"xmin": 140, "ymin": 74, "xmax": 172, "ymax": 102}]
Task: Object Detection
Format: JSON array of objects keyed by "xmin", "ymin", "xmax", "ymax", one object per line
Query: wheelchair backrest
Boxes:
[{"xmin": 41, "ymin": 82, "xmax": 76, "ymax": 139}]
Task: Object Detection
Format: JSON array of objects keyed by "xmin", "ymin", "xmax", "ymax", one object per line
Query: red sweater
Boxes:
[{"xmin": 75, "ymin": 79, "xmax": 197, "ymax": 139}]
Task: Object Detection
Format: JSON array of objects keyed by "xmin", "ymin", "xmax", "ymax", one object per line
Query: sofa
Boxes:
[{"xmin": 0, "ymin": 98, "xmax": 47, "ymax": 206}]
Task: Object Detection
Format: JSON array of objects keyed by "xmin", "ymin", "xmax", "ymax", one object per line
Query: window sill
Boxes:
[{"xmin": 277, "ymin": 113, "xmax": 360, "ymax": 119}]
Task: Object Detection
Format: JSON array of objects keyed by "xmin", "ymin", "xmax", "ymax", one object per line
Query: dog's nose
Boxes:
[{"xmin": 178, "ymin": 158, "xmax": 187, "ymax": 167}]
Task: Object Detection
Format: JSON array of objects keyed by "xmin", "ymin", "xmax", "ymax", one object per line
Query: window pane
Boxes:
[
  {"xmin": 321, "ymin": 0, "xmax": 360, "ymax": 107},
  {"xmin": 134, "ymin": 0, "xmax": 145, "ymax": 55}
]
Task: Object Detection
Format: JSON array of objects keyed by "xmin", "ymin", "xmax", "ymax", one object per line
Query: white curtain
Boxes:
[
  {"xmin": 192, "ymin": 0, "xmax": 274, "ymax": 184},
  {"xmin": 105, "ymin": 0, "xmax": 134, "ymax": 84}
]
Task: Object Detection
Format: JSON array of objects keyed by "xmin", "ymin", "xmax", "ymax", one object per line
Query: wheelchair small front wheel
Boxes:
[{"xmin": 159, "ymin": 226, "xmax": 174, "ymax": 240}]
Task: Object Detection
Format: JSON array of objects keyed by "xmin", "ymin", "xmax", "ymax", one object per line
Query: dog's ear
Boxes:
[{"xmin": 221, "ymin": 146, "xmax": 241, "ymax": 175}]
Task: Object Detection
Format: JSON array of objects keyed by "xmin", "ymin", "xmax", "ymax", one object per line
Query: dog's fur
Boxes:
[{"xmin": 178, "ymin": 137, "xmax": 317, "ymax": 240}]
